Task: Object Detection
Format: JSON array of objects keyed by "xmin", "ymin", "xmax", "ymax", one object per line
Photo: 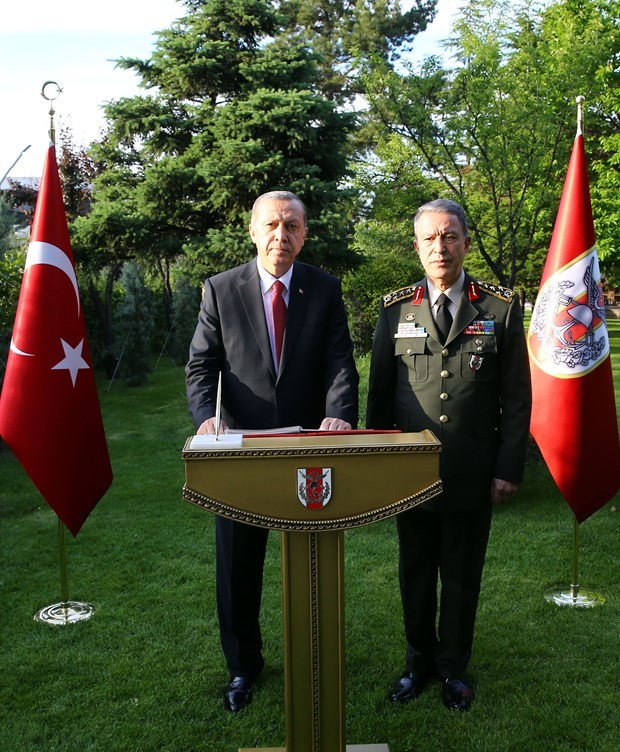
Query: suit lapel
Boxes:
[{"xmin": 238, "ymin": 262, "xmax": 277, "ymax": 378}]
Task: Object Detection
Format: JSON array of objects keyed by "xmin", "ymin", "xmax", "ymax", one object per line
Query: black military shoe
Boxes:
[{"xmin": 442, "ymin": 677, "xmax": 474, "ymax": 711}]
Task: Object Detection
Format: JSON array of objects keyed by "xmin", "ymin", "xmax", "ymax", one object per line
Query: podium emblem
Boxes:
[{"xmin": 297, "ymin": 467, "xmax": 332, "ymax": 508}]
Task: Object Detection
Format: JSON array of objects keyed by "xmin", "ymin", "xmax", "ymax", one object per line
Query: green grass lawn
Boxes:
[{"xmin": 1, "ymin": 324, "xmax": 619, "ymax": 752}]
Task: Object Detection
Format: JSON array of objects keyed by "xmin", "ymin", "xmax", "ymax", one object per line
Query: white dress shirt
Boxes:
[{"xmin": 427, "ymin": 270, "xmax": 465, "ymax": 323}]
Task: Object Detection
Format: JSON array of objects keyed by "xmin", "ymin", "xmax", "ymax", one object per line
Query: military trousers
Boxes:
[{"xmin": 396, "ymin": 502, "xmax": 493, "ymax": 679}]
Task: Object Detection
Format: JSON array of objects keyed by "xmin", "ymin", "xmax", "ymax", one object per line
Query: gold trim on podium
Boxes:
[{"xmin": 182, "ymin": 431, "xmax": 441, "ymax": 752}]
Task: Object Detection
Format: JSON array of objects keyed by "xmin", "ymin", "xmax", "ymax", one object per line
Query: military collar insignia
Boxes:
[
  {"xmin": 467, "ymin": 280, "xmax": 480, "ymax": 301},
  {"xmin": 411, "ymin": 286, "xmax": 424, "ymax": 305}
]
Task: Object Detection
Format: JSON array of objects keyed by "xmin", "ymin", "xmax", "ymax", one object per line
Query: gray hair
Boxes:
[
  {"xmin": 251, "ymin": 191, "xmax": 307, "ymax": 224},
  {"xmin": 414, "ymin": 199, "xmax": 469, "ymax": 238}
]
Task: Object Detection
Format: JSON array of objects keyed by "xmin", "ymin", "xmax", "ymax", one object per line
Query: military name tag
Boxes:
[
  {"xmin": 395, "ymin": 323, "xmax": 427, "ymax": 338},
  {"xmin": 463, "ymin": 321, "xmax": 495, "ymax": 335}
]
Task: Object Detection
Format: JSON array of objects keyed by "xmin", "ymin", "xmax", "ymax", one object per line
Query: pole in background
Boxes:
[{"xmin": 0, "ymin": 144, "xmax": 31, "ymax": 188}]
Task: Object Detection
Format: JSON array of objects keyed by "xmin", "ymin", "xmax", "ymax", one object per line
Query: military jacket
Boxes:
[{"xmin": 366, "ymin": 274, "xmax": 532, "ymax": 511}]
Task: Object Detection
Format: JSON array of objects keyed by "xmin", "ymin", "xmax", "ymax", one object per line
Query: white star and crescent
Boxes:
[
  {"xmin": 51, "ymin": 339, "xmax": 90, "ymax": 386},
  {"xmin": 9, "ymin": 240, "xmax": 90, "ymax": 386}
]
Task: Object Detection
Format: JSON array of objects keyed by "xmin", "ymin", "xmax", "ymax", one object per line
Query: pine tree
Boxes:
[
  {"xmin": 115, "ymin": 262, "xmax": 156, "ymax": 386},
  {"xmin": 83, "ymin": 0, "xmax": 361, "ymax": 286}
]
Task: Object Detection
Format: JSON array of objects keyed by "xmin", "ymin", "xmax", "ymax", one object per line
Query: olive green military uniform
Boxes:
[{"xmin": 366, "ymin": 274, "xmax": 531, "ymax": 677}]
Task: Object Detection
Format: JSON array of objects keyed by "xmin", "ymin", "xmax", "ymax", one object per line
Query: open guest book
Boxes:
[{"xmin": 188, "ymin": 428, "xmax": 400, "ymax": 449}]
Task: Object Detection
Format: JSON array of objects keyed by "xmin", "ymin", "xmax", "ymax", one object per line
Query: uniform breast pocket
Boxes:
[
  {"xmin": 460, "ymin": 338, "xmax": 498, "ymax": 382},
  {"xmin": 395, "ymin": 338, "xmax": 429, "ymax": 383}
]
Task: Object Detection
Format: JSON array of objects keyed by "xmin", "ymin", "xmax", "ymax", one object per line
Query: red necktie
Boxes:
[{"xmin": 272, "ymin": 280, "xmax": 287, "ymax": 368}]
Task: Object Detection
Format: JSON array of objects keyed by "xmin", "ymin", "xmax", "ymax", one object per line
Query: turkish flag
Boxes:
[
  {"xmin": 0, "ymin": 144, "xmax": 112, "ymax": 535},
  {"xmin": 527, "ymin": 130, "xmax": 620, "ymax": 522}
]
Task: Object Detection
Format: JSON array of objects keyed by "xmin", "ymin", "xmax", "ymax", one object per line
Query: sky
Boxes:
[{"xmin": 0, "ymin": 0, "xmax": 456, "ymax": 182}]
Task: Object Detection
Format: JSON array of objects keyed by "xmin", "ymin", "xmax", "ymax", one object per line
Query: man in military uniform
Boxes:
[{"xmin": 366, "ymin": 199, "xmax": 531, "ymax": 711}]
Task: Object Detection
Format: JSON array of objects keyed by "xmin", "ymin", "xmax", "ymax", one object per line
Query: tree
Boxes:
[
  {"xmin": 589, "ymin": 0, "xmax": 620, "ymax": 279},
  {"xmin": 167, "ymin": 277, "xmax": 201, "ymax": 365},
  {"xmin": 343, "ymin": 133, "xmax": 431, "ymax": 350},
  {"xmin": 278, "ymin": 0, "xmax": 438, "ymax": 99},
  {"xmin": 57, "ymin": 126, "xmax": 100, "ymax": 222},
  {"xmin": 0, "ymin": 196, "xmax": 26, "ymax": 385},
  {"xmin": 80, "ymin": 0, "xmax": 361, "ymax": 294},
  {"xmin": 3, "ymin": 180, "xmax": 38, "ymax": 229},
  {"xmin": 0, "ymin": 195, "xmax": 13, "ymax": 254},
  {"xmin": 357, "ymin": 0, "xmax": 620, "ymax": 295},
  {"xmin": 114, "ymin": 262, "xmax": 157, "ymax": 386}
]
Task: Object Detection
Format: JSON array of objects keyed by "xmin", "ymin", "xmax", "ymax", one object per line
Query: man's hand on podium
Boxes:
[
  {"xmin": 319, "ymin": 417, "xmax": 352, "ymax": 431},
  {"xmin": 197, "ymin": 416, "xmax": 230, "ymax": 435}
]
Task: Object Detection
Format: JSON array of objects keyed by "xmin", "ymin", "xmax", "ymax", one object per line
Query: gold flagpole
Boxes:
[
  {"xmin": 33, "ymin": 81, "xmax": 95, "ymax": 625},
  {"xmin": 544, "ymin": 514, "xmax": 606, "ymax": 607},
  {"xmin": 576, "ymin": 94, "xmax": 584, "ymax": 134},
  {"xmin": 543, "ymin": 96, "xmax": 606, "ymax": 609}
]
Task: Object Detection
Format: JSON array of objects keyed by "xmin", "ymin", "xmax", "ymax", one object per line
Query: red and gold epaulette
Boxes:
[
  {"xmin": 382, "ymin": 285, "xmax": 423, "ymax": 308},
  {"xmin": 478, "ymin": 280, "xmax": 515, "ymax": 302}
]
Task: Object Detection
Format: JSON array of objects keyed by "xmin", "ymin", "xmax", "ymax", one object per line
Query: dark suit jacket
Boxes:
[
  {"xmin": 186, "ymin": 259, "xmax": 359, "ymax": 431},
  {"xmin": 366, "ymin": 274, "xmax": 531, "ymax": 511}
]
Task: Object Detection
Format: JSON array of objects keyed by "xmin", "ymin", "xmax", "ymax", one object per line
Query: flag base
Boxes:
[
  {"xmin": 544, "ymin": 588, "xmax": 606, "ymax": 608},
  {"xmin": 34, "ymin": 600, "xmax": 95, "ymax": 625},
  {"xmin": 239, "ymin": 746, "xmax": 390, "ymax": 751}
]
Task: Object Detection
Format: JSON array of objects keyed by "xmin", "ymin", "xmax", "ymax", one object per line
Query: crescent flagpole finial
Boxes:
[
  {"xmin": 576, "ymin": 95, "xmax": 585, "ymax": 136},
  {"xmin": 41, "ymin": 81, "xmax": 63, "ymax": 146}
]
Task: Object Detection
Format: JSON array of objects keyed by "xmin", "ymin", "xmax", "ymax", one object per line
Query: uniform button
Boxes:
[
  {"xmin": 440, "ymin": 370, "xmax": 450, "ymax": 378},
  {"xmin": 439, "ymin": 414, "xmax": 449, "ymax": 423},
  {"xmin": 440, "ymin": 392, "xmax": 449, "ymax": 401},
  {"xmin": 406, "ymin": 348, "xmax": 412, "ymax": 355},
  {"xmin": 477, "ymin": 346, "xmax": 483, "ymax": 352},
  {"xmin": 442, "ymin": 348, "xmax": 449, "ymax": 357}
]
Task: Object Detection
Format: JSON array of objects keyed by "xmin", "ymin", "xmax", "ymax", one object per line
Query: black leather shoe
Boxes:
[
  {"xmin": 442, "ymin": 677, "xmax": 474, "ymax": 711},
  {"xmin": 224, "ymin": 676, "xmax": 253, "ymax": 713},
  {"xmin": 390, "ymin": 670, "xmax": 434, "ymax": 704}
]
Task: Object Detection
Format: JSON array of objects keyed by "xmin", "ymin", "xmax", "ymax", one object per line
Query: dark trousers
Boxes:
[
  {"xmin": 215, "ymin": 516, "xmax": 268, "ymax": 679},
  {"xmin": 396, "ymin": 503, "xmax": 493, "ymax": 679}
]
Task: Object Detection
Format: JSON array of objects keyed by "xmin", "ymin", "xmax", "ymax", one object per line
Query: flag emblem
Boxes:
[
  {"xmin": 297, "ymin": 467, "xmax": 332, "ymax": 508},
  {"xmin": 528, "ymin": 255, "xmax": 607, "ymax": 376}
]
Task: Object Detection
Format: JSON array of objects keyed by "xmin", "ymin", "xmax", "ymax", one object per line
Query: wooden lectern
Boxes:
[{"xmin": 182, "ymin": 430, "xmax": 441, "ymax": 752}]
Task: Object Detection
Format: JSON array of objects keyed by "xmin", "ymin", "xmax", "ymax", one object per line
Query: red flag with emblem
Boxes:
[
  {"xmin": 527, "ymin": 126, "xmax": 620, "ymax": 522},
  {"xmin": 0, "ymin": 144, "xmax": 112, "ymax": 535}
]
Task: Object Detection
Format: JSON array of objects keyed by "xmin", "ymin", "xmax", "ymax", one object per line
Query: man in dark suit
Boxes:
[
  {"xmin": 186, "ymin": 190, "xmax": 359, "ymax": 712},
  {"xmin": 366, "ymin": 199, "xmax": 531, "ymax": 711}
]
